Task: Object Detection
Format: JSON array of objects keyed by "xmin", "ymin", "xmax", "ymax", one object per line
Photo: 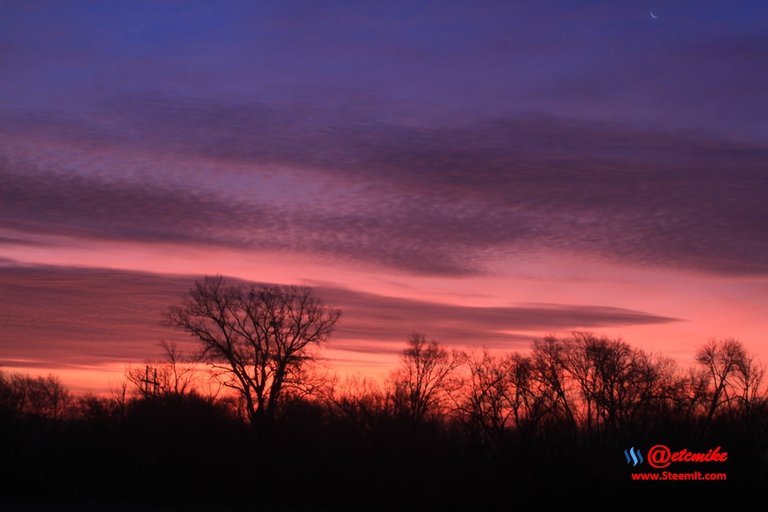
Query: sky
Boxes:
[{"xmin": 1, "ymin": 1, "xmax": 767, "ymax": 392}]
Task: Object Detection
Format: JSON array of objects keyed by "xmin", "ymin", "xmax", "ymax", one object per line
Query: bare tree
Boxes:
[
  {"xmin": 532, "ymin": 336, "xmax": 578, "ymax": 429},
  {"xmin": 461, "ymin": 350, "xmax": 514, "ymax": 449},
  {"xmin": 696, "ymin": 338, "xmax": 747, "ymax": 422},
  {"xmin": 0, "ymin": 371, "xmax": 70, "ymax": 422},
  {"xmin": 166, "ymin": 275, "xmax": 341, "ymax": 426},
  {"xmin": 733, "ymin": 351, "xmax": 766, "ymax": 417},
  {"xmin": 127, "ymin": 341, "xmax": 200, "ymax": 400},
  {"xmin": 695, "ymin": 338, "xmax": 765, "ymax": 421},
  {"xmin": 110, "ymin": 380, "xmax": 129, "ymax": 420},
  {"xmin": 506, "ymin": 353, "xmax": 557, "ymax": 435},
  {"xmin": 391, "ymin": 333, "xmax": 463, "ymax": 423},
  {"xmin": 158, "ymin": 341, "xmax": 196, "ymax": 397},
  {"xmin": 677, "ymin": 367, "xmax": 710, "ymax": 421},
  {"xmin": 0, "ymin": 371, "xmax": 27, "ymax": 419},
  {"xmin": 461, "ymin": 349, "xmax": 562, "ymax": 446},
  {"xmin": 329, "ymin": 376, "xmax": 393, "ymax": 433},
  {"xmin": 27, "ymin": 375, "xmax": 71, "ymax": 421},
  {"xmin": 564, "ymin": 333, "xmax": 673, "ymax": 434}
]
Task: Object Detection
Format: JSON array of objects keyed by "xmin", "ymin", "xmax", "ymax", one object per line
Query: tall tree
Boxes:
[
  {"xmin": 392, "ymin": 332, "xmax": 462, "ymax": 423},
  {"xmin": 167, "ymin": 276, "xmax": 341, "ymax": 426},
  {"xmin": 696, "ymin": 338, "xmax": 756, "ymax": 421}
]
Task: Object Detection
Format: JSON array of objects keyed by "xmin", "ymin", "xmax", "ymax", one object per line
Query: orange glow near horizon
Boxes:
[{"xmin": 2, "ymin": 231, "xmax": 766, "ymax": 394}]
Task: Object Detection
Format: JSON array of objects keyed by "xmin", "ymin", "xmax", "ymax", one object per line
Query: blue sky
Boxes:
[{"xmin": 3, "ymin": 1, "xmax": 766, "ymax": 138}]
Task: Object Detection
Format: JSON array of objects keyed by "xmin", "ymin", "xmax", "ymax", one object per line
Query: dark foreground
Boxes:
[{"xmin": 0, "ymin": 393, "xmax": 766, "ymax": 510}]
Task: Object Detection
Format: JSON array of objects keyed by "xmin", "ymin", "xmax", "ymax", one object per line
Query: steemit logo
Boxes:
[{"xmin": 624, "ymin": 447, "xmax": 644, "ymax": 466}]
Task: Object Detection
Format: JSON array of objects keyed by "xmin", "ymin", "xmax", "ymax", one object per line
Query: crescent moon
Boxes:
[{"xmin": 650, "ymin": 11, "xmax": 659, "ymax": 20}]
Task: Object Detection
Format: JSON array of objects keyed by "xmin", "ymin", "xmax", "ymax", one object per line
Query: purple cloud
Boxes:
[
  {"xmin": 0, "ymin": 262, "xmax": 676, "ymax": 369},
  {"xmin": 2, "ymin": 100, "xmax": 767, "ymax": 276}
]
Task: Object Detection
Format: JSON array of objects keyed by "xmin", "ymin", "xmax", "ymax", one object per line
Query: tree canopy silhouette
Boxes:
[
  {"xmin": 166, "ymin": 275, "xmax": 341, "ymax": 426},
  {"xmin": 0, "ymin": 332, "xmax": 766, "ymax": 506},
  {"xmin": 392, "ymin": 332, "xmax": 462, "ymax": 423}
]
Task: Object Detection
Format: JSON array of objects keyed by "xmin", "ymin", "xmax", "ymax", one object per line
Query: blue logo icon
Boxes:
[{"xmin": 624, "ymin": 447, "xmax": 644, "ymax": 466}]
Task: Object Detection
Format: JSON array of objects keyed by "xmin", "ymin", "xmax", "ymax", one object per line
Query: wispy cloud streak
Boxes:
[{"xmin": 0, "ymin": 263, "xmax": 676, "ymax": 368}]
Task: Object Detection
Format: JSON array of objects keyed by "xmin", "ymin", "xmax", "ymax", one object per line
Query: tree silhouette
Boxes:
[
  {"xmin": 126, "ymin": 341, "xmax": 206, "ymax": 400},
  {"xmin": 166, "ymin": 276, "xmax": 341, "ymax": 426},
  {"xmin": 1, "ymin": 333, "xmax": 767, "ymax": 505},
  {"xmin": 0, "ymin": 371, "xmax": 71, "ymax": 423},
  {"xmin": 733, "ymin": 348, "xmax": 766, "ymax": 418},
  {"xmin": 563, "ymin": 333, "xmax": 672, "ymax": 435},
  {"xmin": 391, "ymin": 332, "xmax": 462, "ymax": 423},
  {"xmin": 697, "ymin": 338, "xmax": 765, "ymax": 421},
  {"xmin": 461, "ymin": 350, "xmax": 516, "ymax": 450},
  {"xmin": 532, "ymin": 336, "xmax": 578, "ymax": 429}
]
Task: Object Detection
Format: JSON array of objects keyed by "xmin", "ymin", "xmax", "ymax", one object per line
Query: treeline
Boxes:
[
  {"xmin": 1, "ymin": 277, "xmax": 766, "ymax": 507},
  {"xmin": 0, "ymin": 334, "xmax": 766, "ymax": 507},
  {"xmin": 2, "ymin": 334, "xmax": 764, "ymax": 438}
]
